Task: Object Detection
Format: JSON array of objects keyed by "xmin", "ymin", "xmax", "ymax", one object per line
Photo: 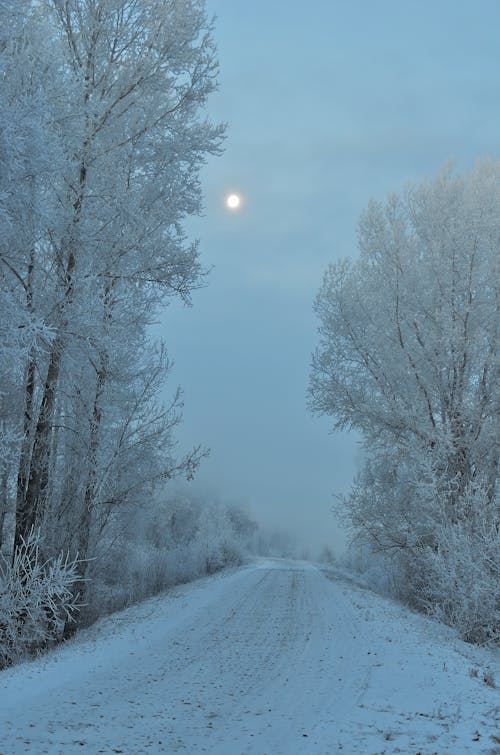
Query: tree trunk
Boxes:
[
  {"xmin": 14, "ymin": 357, "xmax": 36, "ymax": 541},
  {"xmin": 65, "ymin": 353, "xmax": 108, "ymax": 637},
  {"xmin": 14, "ymin": 139, "xmax": 84, "ymax": 554},
  {"xmin": 14, "ymin": 338, "xmax": 64, "ymax": 553},
  {"xmin": 14, "ymin": 246, "xmax": 37, "ymax": 557},
  {"xmin": 0, "ymin": 470, "xmax": 8, "ymax": 549}
]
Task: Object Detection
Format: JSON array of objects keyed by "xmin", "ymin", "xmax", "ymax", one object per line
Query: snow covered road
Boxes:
[{"xmin": 0, "ymin": 559, "xmax": 498, "ymax": 754}]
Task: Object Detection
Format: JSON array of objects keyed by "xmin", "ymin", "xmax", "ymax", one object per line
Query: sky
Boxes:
[{"xmin": 159, "ymin": 0, "xmax": 500, "ymax": 555}]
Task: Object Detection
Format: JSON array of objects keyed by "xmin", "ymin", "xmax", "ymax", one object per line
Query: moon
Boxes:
[{"xmin": 226, "ymin": 193, "xmax": 241, "ymax": 210}]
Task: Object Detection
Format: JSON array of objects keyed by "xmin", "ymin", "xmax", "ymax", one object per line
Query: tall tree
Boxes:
[
  {"xmin": 309, "ymin": 163, "xmax": 499, "ymax": 640},
  {"xmin": 0, "ymin": 1, "xmax": 223, "ymax": 569},
  {"xmin": 0, "ymin": 1, "xmax": 65, "ymax": 545}
]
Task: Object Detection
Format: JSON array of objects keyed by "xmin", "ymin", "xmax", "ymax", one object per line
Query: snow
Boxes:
[{"xmin": 0, "ymin": 559, "xmax": 498, "ymax": 754}]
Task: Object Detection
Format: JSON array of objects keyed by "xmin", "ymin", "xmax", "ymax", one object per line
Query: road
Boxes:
[{"xmin": 0, "ymin": 559, "xmax": 497, "ymax": 754}]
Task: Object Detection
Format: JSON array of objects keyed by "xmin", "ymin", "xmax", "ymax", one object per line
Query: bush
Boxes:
[
  {"xmin": 81, "ymin": 496, "xmax": 251, "ymax": 625},
  {"xmin": 344, "ymin": 509, "xmax": 499, "ymax": 646},
  {"xmin": 414, "ymin": 520, "xmax": 499, "ymax": 645},
  {"xmin": 0, "ymin": 530, "xmax": 80, "ymax": 668}
]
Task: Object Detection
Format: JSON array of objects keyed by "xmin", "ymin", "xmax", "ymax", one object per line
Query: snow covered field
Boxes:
[{"xmin": 0, "ymin": 559, "xmax": 498, "ymax": 754}]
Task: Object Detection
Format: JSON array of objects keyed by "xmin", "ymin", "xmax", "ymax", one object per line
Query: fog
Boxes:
[{"xmin": 159, "ymin": 0, "xmax": 500, "ymax": 555}]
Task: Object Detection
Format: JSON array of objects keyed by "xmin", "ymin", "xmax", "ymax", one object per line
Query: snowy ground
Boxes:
[{"xmin": 0, "ymin": 559, "xmax": 498, "ymax": 754}]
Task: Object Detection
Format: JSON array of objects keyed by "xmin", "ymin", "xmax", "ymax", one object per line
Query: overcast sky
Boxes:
[{"xmin": 159, "ymin": 0, "xmax": 500, "ymax": 555}]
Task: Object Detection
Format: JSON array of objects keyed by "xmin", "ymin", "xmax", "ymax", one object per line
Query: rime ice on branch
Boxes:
[
  {"xmin": 0, "ymin": 0, "xmax": 224, "ymax": 629},
  {"xmin": 309, "ymin": 162, "xmax": 499, "ymax": 643}
]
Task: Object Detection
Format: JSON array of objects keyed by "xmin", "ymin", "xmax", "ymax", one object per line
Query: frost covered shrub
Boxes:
[
  {"xmin": 362, "ymin": 557, "xmax": 405, "ymax": 598},
  {"xmin": 318, "ymin": 545, "xmax": 336, "ymax": 564},
  {"xmin": 0, "ymin": 530, "xmax": 80, "ymax": 668},
  {"xmin": 82, "ymin": 496, "xmax": 253, "ymax": 624},
  {"xmin": 341, "ymin": 544, "xmax": 407, "ymax": 599},
  {"xmin": 345, "ymin": 515, "xmax": 499, "ymax": 646},
  {"xmin": 414, "ymin": 519, "xmax": 499, "ymax": 645},
  {"xmin": 196, "ymin": 503, "xmax": 245, "ymax": 574}
]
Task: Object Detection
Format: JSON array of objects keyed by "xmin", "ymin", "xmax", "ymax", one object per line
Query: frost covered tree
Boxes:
[
  {"xmin": 0, "ymin": 0, "xmax": 224, "ymax": 632},
  {"xmin": 0, "ymin": 1, "xmax": 65, "ymax": 542},
  {"xmin": 309, "ymin": 162, "xmax": 499, "ymax": 642},
  {"xmin": 10, "ymin": 0, "xmax": 223, "ymax": 552}
]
